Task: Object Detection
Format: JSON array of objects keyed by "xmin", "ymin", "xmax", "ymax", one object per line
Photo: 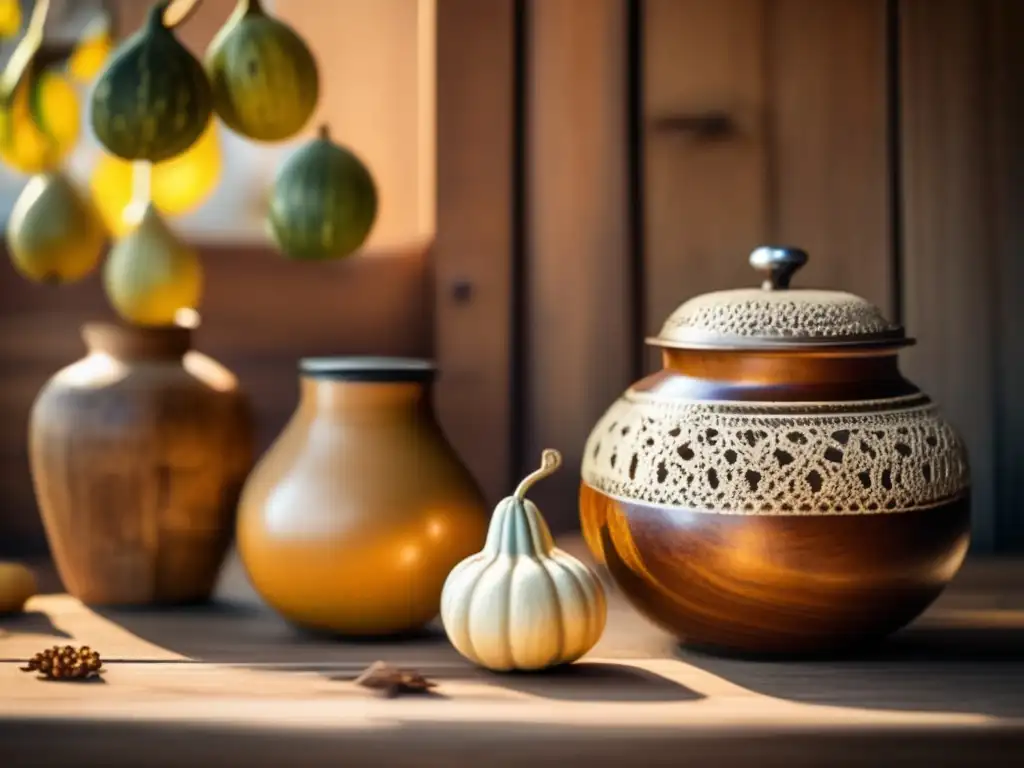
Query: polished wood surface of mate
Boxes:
[{"xmin": 582, "ymin": 485, "xmax": 970, "ymax": 655}]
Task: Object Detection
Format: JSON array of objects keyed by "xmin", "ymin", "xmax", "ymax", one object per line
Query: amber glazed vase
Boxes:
[
  {"xmin": 580, "ymin": 247, "xmax": 971, "ymax": 656},
  {"xmin": 237, "ymin": 358, "xmax": 489, "ymax": 636},
  {"xmin": 29, "ymin": 323, "xmax": 255, "ymax": 605}
]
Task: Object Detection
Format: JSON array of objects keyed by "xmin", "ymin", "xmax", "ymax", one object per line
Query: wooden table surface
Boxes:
[{"xmin": 3, "ymin": 540, "xmax": 1024, "ymax": 767}]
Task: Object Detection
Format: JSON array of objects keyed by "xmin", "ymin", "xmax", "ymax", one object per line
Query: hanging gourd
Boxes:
[
  {"xmin": 204, "ymin": 0, "xmax": 319, "ymax": 142},
  {"xmin": 0, "ymin": 0, "xmax": 81, "ymax": 175},
  {"xmin": 6, "ymin": 172, "xmax": 107, "ymax": 285},
  {"xmin": 90, "ymin": 1, "xmax": 212, "ymax": 162},
  {"xmin": 0, "ymin": 63, "xmax": 80, "ymax": 174},
  {"xmin": 90, "ymin": 116, "xmax": 222, "ymax": 235},
  {"xmin": 103, "ymin": 199, "xmax": 203, "ymax": 326},
  {"xmin": 440, "ymin": 450, "xmax": 608, "ymax": 672},
  {"xmin": 266, "ymin": 124, "xmax": 378, "ymax": 261}
]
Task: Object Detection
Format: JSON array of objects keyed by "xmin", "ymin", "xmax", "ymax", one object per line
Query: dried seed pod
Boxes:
[
  {"xmin": 20, "ymin": 645, "xmax": 104, "ymax": 681},
  {"xmin": 354, "ymin": 661, "xmax": 437, "ymax": 698}
]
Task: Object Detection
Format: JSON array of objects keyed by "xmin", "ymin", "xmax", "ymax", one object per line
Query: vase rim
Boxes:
[
  {"xmin": 82, "ymin": 321, "xmax": 192, "ymax": 359},
  {"xmin": 299, "ymin": 356, "xmax": 436, "ymax": 383}
]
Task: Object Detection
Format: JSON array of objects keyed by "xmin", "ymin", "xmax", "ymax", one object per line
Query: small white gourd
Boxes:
[{"xmin": 440, "ymin": 449, "xmax": 607, "ymax": 672}]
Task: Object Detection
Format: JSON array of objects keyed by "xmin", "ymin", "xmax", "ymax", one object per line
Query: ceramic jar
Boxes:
[
  {"xmin": 580, "ymin": 247, "xmax": 971, "ymax": 655},
  {"xmin": 29, "ymin": 323, "xmax": 255, "ymax": 605},
  {"xmin": 237, "ymin": 357, "xmax": 489, "ymax": 636}
]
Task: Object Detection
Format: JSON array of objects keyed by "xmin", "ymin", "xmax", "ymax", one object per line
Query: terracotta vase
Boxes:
[
  {"xmin": 580, "ymin": 246, "xmax": 971, "ymax": 656},
  {"xmin": 237, "ymin": 357, "xmax": 489, "ymax": 636},
  {"xmin": 29, "ymin": 323, "xmax": 255, "ymax": 605}
]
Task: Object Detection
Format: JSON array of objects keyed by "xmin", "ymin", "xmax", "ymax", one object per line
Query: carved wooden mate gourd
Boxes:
[
  {"xmin": 441, "ymin": 450, "xmax": 608, "ymax": 672},
  {"xmin": 580, "ymin": 246, "xmax": 972, "ymax": 656}
]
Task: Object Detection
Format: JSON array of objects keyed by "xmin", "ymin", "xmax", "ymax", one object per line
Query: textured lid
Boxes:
[{"xmin": 648, "ymin": 246, "xmax": 908, "ymax": 351}]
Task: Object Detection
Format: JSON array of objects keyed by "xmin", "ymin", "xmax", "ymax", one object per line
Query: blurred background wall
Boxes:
[{"xmin": 0, "ymin": 0, "xmax": 1021, "ymax": 558}]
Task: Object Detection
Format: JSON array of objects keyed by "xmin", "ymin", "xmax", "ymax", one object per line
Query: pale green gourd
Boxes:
[{"xmin": 440, "ymin": 449, "xmax": 607, "ymax": 672}]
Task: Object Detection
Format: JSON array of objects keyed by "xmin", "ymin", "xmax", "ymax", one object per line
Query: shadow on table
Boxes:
[
  {"xmin": 473, "ymin": 662, "xmax": 702, "ymax": 702},
  {"xmin": 92, "ymin": 602, "xmax": 702, "ymax": 703},
  {"xmin": 2, "ymin": 716, "xmax": 1022, "ymax": 768},
  {"xmin": 0, "ymin": 610, "xmax": 73, "ymax": 642},
  {"xmin": 677, "ymin": 622, "xmax": 1024, "ymax": 718},
  {"xmin": 321, "ymin": 660, "xmax": 702, "ymax": 702}
]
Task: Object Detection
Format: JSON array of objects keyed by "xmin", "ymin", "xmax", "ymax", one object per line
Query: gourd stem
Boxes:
[
  {"xmin": 162, "ymin": 0, "xmax": 203, "ymax": 29},
  {"xmin": 243, "ymin": 0, "xmax": 264, "ymax": 15},
  {"xmin": 124, "ymin": 161, "xmax": 152, "ymax": 227},
  {"xmin": 318, "ymin": 124, "xmax": 331, "ymax": 141},
  {"xmin": 150, "ymin": 1, "xmax": 173, "ymax": 29},
  {"xmin": 514, "ymin": 449, "xmax": 562, "ymax": 500}
]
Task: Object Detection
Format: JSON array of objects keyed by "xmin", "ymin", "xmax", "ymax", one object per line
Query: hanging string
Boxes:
[
  {"xmin": 123, "ymin": 160, "xmax": 152, "ymax": 228},
  {"xmin": 1, "ymin": 0, "xmax": 50, "ymax": 101}
]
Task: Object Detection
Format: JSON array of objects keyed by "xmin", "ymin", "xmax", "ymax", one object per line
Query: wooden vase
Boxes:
[
  {"xmin": 29, "ymin": 323, "xmax": 255, "ymax": 605},
  {"xmin": 237, "ymin": 357, "xmax": 489, "ymax": 636}
]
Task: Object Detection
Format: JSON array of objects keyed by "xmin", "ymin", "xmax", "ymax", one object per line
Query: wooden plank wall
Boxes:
[
  {"xmin": 434, "ymin": 0, "xmax": 518, "ymax": 505},
  {"xmin": 523, "ymin": 0, "xmax": 633, "ymax": 528},
  {"xmin": 637, "ymin": 0, "xmax": 1022, "ymax": 551},
  {"xmin": 643, "ymin": 0, "xmax": 892, "ymax": 361},
  {"xmin": 900, "ymin": 0, "xmax": 1024, "ymax": 553},
  {"xmin": 989, "ymin": 0, "xmax": 1024, "ymax": 552}
]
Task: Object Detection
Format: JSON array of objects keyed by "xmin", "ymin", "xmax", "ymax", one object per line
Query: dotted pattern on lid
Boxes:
[{"xmin": 654, "ymin": 288, "xmax": 902, "ymax": 347}]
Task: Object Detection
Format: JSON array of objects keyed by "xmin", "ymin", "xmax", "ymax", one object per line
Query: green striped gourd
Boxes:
[
  {"xmin": 90, "ymin": 1, "xmax": 212, "ymax": 162},
  {"xmin": 205, "ymin": 0, "xmax": 318, "ymax": 142},
  {"xmin": 6, "ymin": 172, "xmax": 107, "ymax": 284},
  {"xmin": 267, "ymin": 125, "xmax": 378, "ymax": 261}
]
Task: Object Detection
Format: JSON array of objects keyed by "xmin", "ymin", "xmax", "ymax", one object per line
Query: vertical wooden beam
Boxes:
[
  {"xmin": 434, "ymin": 0, "xmax": 517, "ymax": 504},
  {"xmin": 899, "ymin": 0, "xmax": 998, "ymax": 551},
  {"xmin": 642, "ymin": 0, "xmax": 770, "ymax": 372},
  {"xmin": 988, "ymin": 0, "xmax": 1024, "ymax": 552},
  {"xmin": 769, "ymin": 0, "xmax": 892, "ymax": 315},
  {"xmin": 523, "ymin": 0, "xmax": 633, "ymax": 530}
]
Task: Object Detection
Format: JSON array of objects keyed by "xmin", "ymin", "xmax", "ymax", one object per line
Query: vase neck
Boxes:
[
  {"xmin": 82, "ymin": 323, "xmax": 192, "ymax": 361},
  {"xmin": 299, "ymin": 378, "xmax": 433, "ymax": 416}
]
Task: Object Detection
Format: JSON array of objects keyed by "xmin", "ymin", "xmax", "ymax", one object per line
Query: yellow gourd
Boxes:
[
  {"xmin": 0, "ymin": 67, "xmax": 80, "ymax": 175},
  {"xmin": 102, "ymin": 202, "xmax": 203, "ymax": 326},
  {"xmin": 0, "ymin": 0, "xmax": 20, "ymax": 40},
  {"xmin": 6, "ymin": 171, "xmax": 107, "ymax": 284},
  {"xmin": 68, "ymin": 15, "xmax": 114, "ymax": 82},
  {"xmin": 90, "ymin": 117, "xmax": 222, "ymax": 235},
  {"xmin": 440, "ymin": 449, "xmax": 607, "ymax": 672},
  {"xmin": 0, "ymin": 562, "xmax": 38, "ymax": 614}
]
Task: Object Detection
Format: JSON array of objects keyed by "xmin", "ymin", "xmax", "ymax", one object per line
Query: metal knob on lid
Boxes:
[{"xmin": 749, "ymin": 246, "xmax": 809, "ymax": 290}]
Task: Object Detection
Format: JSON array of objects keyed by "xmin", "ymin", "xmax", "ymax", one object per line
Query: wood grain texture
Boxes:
[
  {"xmin": 0, "ymin": 245, "xmax": 432, "ymax": 557},
  {"xmin": 769, "ymin": 0, "xmax": 892, "ymax": 315},
  {"xmin": 434, "ymin": 0, "xmax": 517, "ymax": 505},
  {"xmin": 642, "ymin": 0, "xmax": 894, "ymax": 367},
  {"xmin": 642, "ymin": 0, "xmax": 769, "ymax": 373},
  {"xmin": 899, "ymin": 0, "xmax": 998, "ymax": 551},
  {"xmin": 524, "ymin": 0, "xmax": 633, "ymax": 530},
  {"xmin": 3, "ymin": 543, "xmax": 1024, "ymax": 767},
  {"xmin": 28, "ymin": 324, "xmax": 254, "ymax": 605},
  {"xmin": 582, "ymin": 485, "xmax": 971, "ymax": 655},
  {"xmin": 987, "ymin": 0, "xmax": 1024, "ymax": 552}
]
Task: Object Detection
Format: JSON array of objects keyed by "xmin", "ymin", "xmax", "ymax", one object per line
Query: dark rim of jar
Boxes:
[{"xmin": 299, "ymin": 357, "xmax": 437, "ymax": 383}]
